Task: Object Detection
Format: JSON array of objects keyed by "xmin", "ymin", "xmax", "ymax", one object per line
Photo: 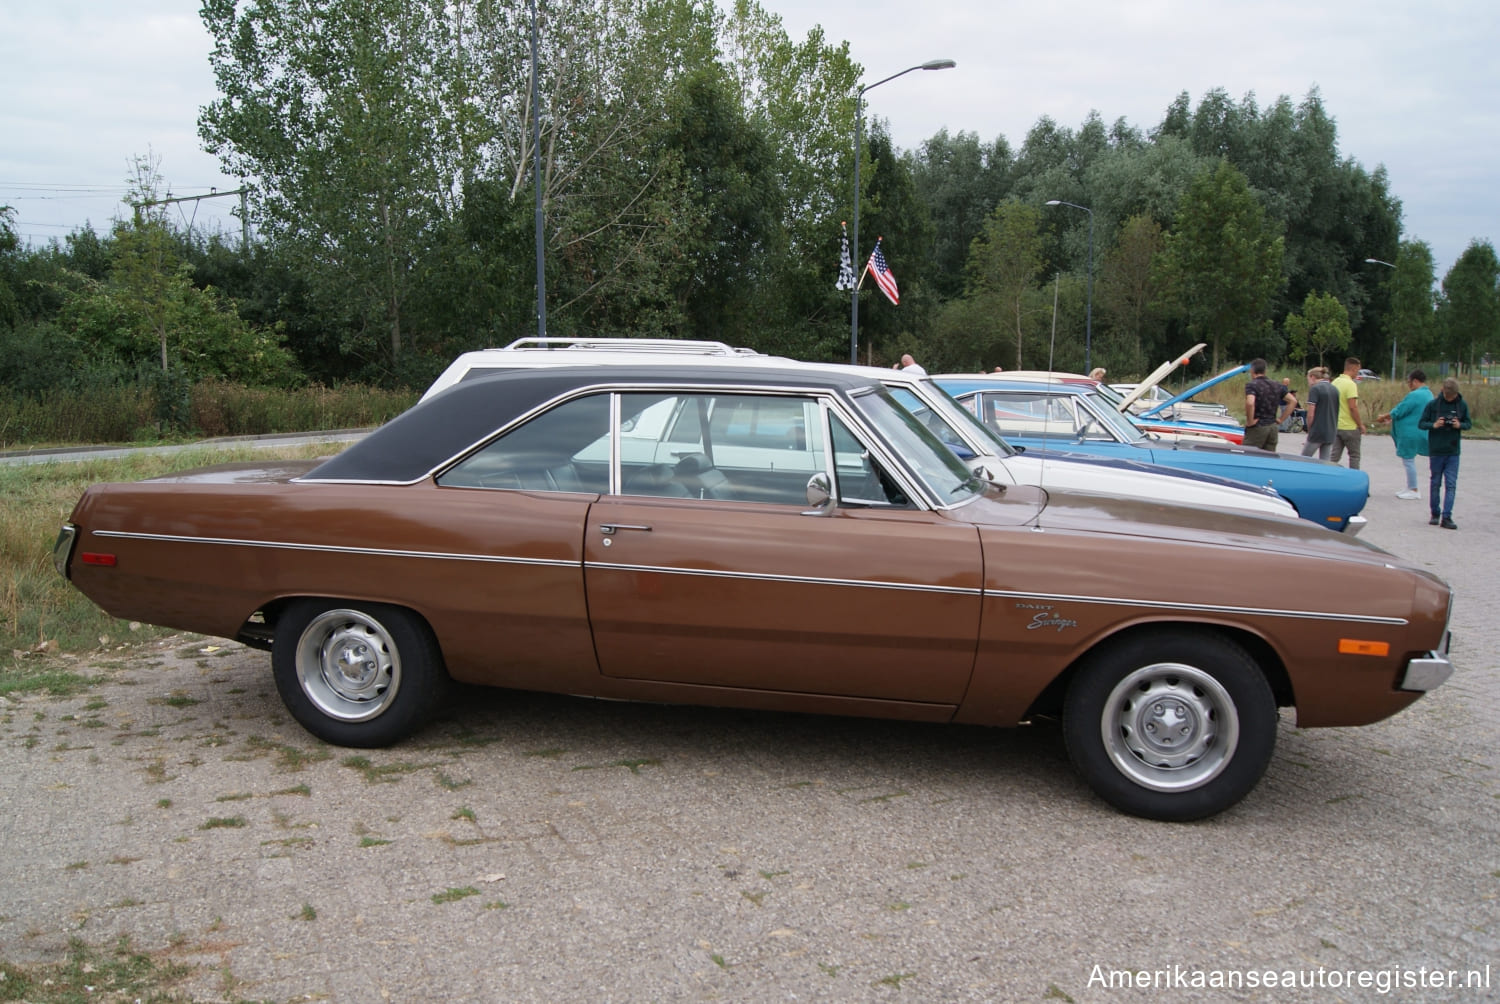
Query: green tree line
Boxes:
[{"xmin": 2, "ymin": 0, "xmax": 1497, "ymax": 432}]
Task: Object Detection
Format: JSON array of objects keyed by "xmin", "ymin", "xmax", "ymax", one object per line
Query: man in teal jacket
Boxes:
[{"xmin": 1418, "ymin": 377, "xmax": 1472, "ymax": 529}]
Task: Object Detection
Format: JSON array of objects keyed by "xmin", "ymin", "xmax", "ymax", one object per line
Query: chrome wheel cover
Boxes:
[
  {"xmin": 1101, "ymin": 661, "xmax": 1239, "ymax": 792},
  {"xmin": 294, "ymin": 609, "xmax": 401, "ymax": 722}
]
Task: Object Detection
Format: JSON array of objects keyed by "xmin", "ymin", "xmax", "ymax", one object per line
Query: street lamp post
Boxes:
[
  {"xmin": 530, "ymin": 0, "xmax": 546, "ymax": 339},
  {"xmin": 1365, "ymin": 257, "xmax": 1397, "ymax": 380},
  {"xmin": 1046, "ymin": 200, "xmax": 1094, "ymax": 373},
  {"xmin": 851, "ymin": 58, "xmax": 955, "ymax": 364}
]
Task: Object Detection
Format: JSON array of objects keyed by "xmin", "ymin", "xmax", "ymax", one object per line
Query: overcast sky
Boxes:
[{"xmin": 3, "ymin": 0, "xmax": 1495, "ymax": 279}]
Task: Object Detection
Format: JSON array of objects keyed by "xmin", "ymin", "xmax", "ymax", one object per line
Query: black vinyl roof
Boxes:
[{"xmin": 303, "ymin": 363, "xmax": 879, "ymax": 483}]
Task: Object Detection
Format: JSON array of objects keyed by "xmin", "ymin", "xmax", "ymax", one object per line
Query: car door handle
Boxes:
[{"xmin": 599, "ymin": 524, "xmax": 652, "ymax": 535}]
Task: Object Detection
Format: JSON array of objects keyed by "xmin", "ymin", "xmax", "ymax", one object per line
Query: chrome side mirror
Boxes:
[
  {"xmin": 802, "ymin": 472, "xmax": 835, "ymax": 516},
  {"xmin": 971, "ymin": 464, "xmax": 1006, "ymax": 493}
]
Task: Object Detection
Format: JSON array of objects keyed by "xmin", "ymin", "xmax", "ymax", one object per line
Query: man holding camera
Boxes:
[{"xmin": 1418, "ymin": 377, "xmax": 1472, "ymax": 530}]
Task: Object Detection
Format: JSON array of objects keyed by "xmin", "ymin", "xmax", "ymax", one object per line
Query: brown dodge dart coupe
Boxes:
[{"xmin": 54, "ymin": 364, "xmax": 1454, "ymax": 820}]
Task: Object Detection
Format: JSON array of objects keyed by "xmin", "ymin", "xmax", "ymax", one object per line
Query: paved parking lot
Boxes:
[{"xmin": 2, "ymin": 434, "xmax": 1496, "ymax": 1001}]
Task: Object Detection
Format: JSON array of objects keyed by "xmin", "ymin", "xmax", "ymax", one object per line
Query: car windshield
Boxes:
[
  {"xmin": 851, "ymin": 388, "xmax": 985, "ymax": 506},
  {"xmin": 1091, "ymin": 382, "xmax": 1132, "ymax": 409},
  {"xmin": 913, "ymin": 381, "xmax": 1017, "ymax": 457},
  {"xmin": 883, "ymin": 383, "xmax": 1017, "ymax": 462},
  {"xmin": 1084, "ymin": 393, "xmax": 1150, "ymax": 442}
]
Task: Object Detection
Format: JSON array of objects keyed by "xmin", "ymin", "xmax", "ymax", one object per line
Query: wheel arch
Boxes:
[
  {"xmin": 238, "ymin": 595, "xmax": 448, "ymax": 673},
  {"xmin": 1022, "ymin": 620, "xmax": 1294, "ymax": 720}
]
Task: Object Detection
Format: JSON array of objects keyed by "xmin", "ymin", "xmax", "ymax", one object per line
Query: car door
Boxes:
[
  {"xmin": 431, "ymin": 392, "xmax": 611, "ymax": 690},
  {"xmin": 583, "ymin": 391, "xmax": 983, "ymax": 705}
]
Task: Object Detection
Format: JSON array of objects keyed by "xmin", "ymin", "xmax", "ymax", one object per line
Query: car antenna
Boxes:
[{"xmin": 1031, "ymin": 272, "xmax": 1063, "ymax": 531}]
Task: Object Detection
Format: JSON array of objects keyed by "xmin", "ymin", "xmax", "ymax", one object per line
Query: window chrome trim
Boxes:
[{"xmin": 608, "ymin": 391, "xmax": 622, "ymax": 495}]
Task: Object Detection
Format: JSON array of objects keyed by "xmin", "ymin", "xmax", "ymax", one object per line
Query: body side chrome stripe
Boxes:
[
  {"xmin": 88, "ymin": 530, "xmax": 1407, "ymax": 624},
  {"xmin": 89, "ymin": 530, "xmax": 576, "ymax": 569},
  {"xmin": 982, "ymin": 588, "xmax": 1407, "ymax": 625},
  {"xmin": 584, "ymin": 561, "xmax": 981, "ymax": 596}
]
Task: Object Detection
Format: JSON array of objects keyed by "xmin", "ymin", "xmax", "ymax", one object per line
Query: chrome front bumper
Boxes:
[
  {"xmin": 1400, "ymin": 633, "xmax": 1454, "ymax": 692},
  {"xmin": 1342, "ymin": 514, "xmax": 1368, "ymax": 537}
]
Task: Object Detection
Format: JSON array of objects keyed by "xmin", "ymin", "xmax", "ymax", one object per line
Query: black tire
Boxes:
[
  {"xmin": 271, "ymin": 599, "xmax": 448, "ymax": 747},
  {"xmin": 1063, "ymin": 630, "xmax": 1276, "ymax": 821}
]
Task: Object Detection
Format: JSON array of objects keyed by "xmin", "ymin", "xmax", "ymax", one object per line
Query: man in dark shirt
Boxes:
[
  {"xmin": 1418, "ymin": 377, "xmax": 1471, "ymax": 529},
  {"xmin": 1243, "ymin": 358, "xmax": 1296, "ymax": 451},
  {"xmin": 1301, "ymin": 367, "xmax": 1339, "ymax": 459}
]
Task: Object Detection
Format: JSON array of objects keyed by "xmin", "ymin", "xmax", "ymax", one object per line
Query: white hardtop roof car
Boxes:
[{"xmin": 422, "ymin": 339, "xmax": 1298, "ymax": 522}]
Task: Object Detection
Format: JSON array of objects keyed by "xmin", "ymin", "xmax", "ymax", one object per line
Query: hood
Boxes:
[
  {"xmin": 1116, "ymin": 343, "xmax": 1208, "ymax": 411},
  {"xmin": 1017, "ymin": 482, "xmax": 1390, "ymax": 565},
  {"xmin": 999, "ymin": 451, "xmax": 1295, "ymax": 520},
  {"xmin": 1139, "ymin": 363, "xmax": 1251, "ymax": 419}
]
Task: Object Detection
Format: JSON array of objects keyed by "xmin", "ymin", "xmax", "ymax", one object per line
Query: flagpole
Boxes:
[{"xmin": 850, "ymin": 59, "xmax": 956, "ymax": 364}]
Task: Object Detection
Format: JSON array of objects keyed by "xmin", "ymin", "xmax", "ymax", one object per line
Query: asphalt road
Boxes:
[{"xmin": 1, "ymin": 433, "xmax": 1495, "ymax": 1001}]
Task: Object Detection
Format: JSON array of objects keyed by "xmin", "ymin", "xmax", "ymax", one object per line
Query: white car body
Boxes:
[{"xmin": 424, "ymin": 339, "xmax": 1299, "ymax": 522}]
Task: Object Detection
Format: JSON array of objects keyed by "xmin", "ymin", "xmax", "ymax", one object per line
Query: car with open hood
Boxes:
[{"xmin": 56, "ymin": 362, "xmax": 1450, "ymax": 821}]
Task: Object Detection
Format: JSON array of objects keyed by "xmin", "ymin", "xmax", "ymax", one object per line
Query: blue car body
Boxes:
[{"xmin": 937, "ymin": 376, "xmax": 1370, "ymax": 532}]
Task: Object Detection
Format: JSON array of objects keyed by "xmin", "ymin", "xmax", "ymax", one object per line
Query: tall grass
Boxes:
[
  {"xmin": 1195, "ymin": 372, "xmax": 1499, "ymax": 434},
  {"xmin": 190, "ymin": 379, "xmax": 417, "ymax": 439},
  {"xmin": 0, "ymin": 444, "xmax": 336, "ymax": 693},
  {"xmin": 0, "ymin": 381, "xmax": 417, "ymax": 448}
]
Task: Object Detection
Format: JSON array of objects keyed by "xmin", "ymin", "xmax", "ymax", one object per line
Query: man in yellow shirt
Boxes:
[{"xmin": 1330, "ymin": 357, "xmax": 1366, "ymax": 469}]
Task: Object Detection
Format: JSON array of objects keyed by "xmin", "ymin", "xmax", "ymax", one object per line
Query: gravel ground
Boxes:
[{"xmin": 1, "ymin": 433, "xmax": 1495, "ymax": 1002}]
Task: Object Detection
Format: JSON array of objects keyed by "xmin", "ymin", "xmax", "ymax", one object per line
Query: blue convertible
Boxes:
[{"xmin": 936, "ymin": 375, "xmax": 1369, "ymax": 533}]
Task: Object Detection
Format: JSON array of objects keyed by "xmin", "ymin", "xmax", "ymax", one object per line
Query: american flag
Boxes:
[{"xmin": 868, "ymin": 239, "xmax": 899, "ymax": 305}]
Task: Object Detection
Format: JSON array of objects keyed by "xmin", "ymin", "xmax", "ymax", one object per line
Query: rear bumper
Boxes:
[{"xmin": 53, "ymin": 523, "xmax": 76, "ymax": 578}]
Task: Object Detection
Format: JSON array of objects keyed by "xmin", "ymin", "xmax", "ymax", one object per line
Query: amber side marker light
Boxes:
[
  {"xmin": 79, "ymin": 552, "xmax": 117, "ymax": 567},
  {"xmin": 1339, "ymin": 639, "xmax": 1389, "ymax": 657}
]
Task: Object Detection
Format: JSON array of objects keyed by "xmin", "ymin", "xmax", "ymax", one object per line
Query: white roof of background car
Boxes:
[
  {"xmin": 420, "ymin": 338, "xmax": 1297, "ymax": 522},
  {"xmin": 421, "ymin": 337, "xmax": 766, "ymax": 399}
]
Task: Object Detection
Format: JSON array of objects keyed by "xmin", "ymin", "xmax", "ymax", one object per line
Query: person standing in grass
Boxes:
[
  {"xmin": 1418, "ymin": 377, "xmax": 1471, "ymax": 530},
  {"xmin": 1377, "ymin": 370, "xmax": 1433, "ymax": 500}
]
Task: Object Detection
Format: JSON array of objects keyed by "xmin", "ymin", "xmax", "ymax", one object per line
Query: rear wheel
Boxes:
[
  {"xmin": 1063, "ymin": 630, "xmax": 1276, "ymax": 821},
  {"xmin": 272, "ymin": 599, "xmax": 447, "ymax": 747}
]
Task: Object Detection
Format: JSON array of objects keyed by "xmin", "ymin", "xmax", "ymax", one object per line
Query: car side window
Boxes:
[
  {"xmin": 437, "ymin": 393, "xmax": 610, "ymax": 492},
  {"xmin": 829, "ymin": 413, "xmax": 909, "ymax": 508},
  {"xmin": 980, "ymin": 392, "xmax": 1086, "ymax": 438},
  {"xmin": 618, "ymin": 392, "xmax": 823, "ymax": 505}
]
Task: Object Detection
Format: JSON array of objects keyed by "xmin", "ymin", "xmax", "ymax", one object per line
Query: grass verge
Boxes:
[{"xmin": 0, "ymin": 443, "xmax": 337, "ymax": 696}]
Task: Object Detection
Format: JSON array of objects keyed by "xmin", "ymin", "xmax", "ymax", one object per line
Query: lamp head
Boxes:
[{"xmin": 921, "ymin": 59, "xmax": 957, "ymax": 70}]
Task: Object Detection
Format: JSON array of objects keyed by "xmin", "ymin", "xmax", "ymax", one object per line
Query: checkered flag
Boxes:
[{"xmin": 835, "ymin": 222, "xmax": 857, "ymax": 291}]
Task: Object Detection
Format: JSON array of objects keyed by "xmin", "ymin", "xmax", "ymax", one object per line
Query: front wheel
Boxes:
[
  {"xmin": 272, "ymin": 599, "xmax": 448, "ymax": 747},
  {"xmin": 1063, "ymin": 630, "xmax": 1276, "ymax": 821}
]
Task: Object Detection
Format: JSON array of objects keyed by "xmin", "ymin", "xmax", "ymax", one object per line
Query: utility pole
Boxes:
[{"xmin": 132, "ymin": 187, "xmax": 250, "ymax": 251}]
